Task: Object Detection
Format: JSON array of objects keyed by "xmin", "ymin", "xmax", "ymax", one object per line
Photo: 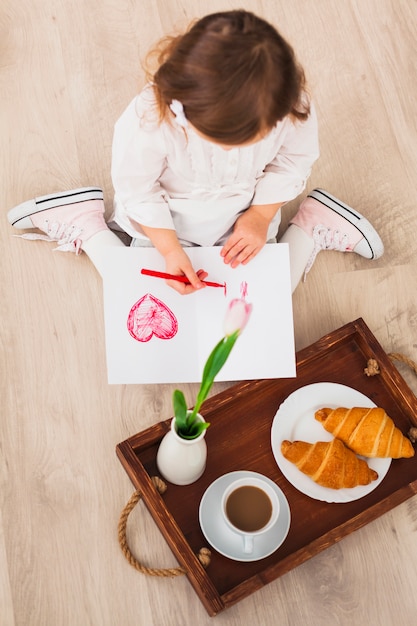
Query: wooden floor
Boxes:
[{"xmin": 1, "ymin": 1, "xmax": 417, "ymax": 624}]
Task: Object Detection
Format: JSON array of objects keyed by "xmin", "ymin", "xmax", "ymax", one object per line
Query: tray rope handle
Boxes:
[
  {"xmin": 364, "ymin": 351, "xmax": 417, "ymax": 442},
  {"xmin": 118, "ymin": 475, "xmax": 211, "ymax": 578}
]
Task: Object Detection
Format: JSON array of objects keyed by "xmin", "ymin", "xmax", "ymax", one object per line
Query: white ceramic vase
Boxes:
[{"xmin": 156, "ymin": 413, "xmax": 207, "ymax": 486}]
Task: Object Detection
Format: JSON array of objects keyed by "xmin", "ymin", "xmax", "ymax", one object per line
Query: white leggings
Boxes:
[{"xmin": 82, "ymin": 223, "xmax": 314, "ymax": 293}]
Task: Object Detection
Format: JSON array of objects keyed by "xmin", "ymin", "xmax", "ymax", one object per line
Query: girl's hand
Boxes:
[
  {"xmin": 221, "ymin": 202, "xmax": 284, "ymax": 268},
  {"xmin": 165, "ymin": 249, "xmax": 208, "ymax": 295},
  {"xmin": 221, "ymin": 209, "xmax": 269, "ymax": 268},
  {"xmin": 130, "ymin": 224, "xmax": 208, "ymax": 295}
]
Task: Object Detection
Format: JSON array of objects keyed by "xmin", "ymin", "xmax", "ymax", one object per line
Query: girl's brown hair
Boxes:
[{"xmin": 147, "ymin": 10, "xmax": 310, "ymax": 145}]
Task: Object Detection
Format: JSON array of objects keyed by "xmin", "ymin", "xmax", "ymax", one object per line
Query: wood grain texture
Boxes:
[{"xmin": 1, "ymin": 1, "xmax": 417, "ymax": 624}]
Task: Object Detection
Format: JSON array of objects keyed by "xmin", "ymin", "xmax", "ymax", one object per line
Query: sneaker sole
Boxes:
[
  {"xmin": 308, "ymin": 188, "xmax": 384, "ymax": 259},
  {"xmin": 8, "ymin": 187, "xmax": 104, "ymax": 227}
]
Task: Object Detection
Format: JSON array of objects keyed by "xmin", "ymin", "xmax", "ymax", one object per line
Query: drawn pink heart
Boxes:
[{"xmin": 127, "ymin": 293, "xmax": 178, "ymax": 342}]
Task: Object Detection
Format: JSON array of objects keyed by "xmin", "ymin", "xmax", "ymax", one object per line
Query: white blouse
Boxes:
[{"xmin": 111, "ymin": 85, "xmax": 319, "ymax": 246}]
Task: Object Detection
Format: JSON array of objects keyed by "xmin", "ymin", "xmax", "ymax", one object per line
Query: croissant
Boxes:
[
  {"xmin": 315, "ymin": 407, "xmax": 414, "ymax": 459},
  {"xmin": 281, "ymin": 439, "xmax": 378, "ymax": 489}
]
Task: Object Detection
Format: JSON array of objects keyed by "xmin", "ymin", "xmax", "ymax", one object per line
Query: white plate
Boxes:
[
  {"xmin": 271, "ymin": 382, "xmax": 391, "ymax": 503},
  {"xmin": 199, "ymin": 471, "xmax": 291, "ymax": 562}
]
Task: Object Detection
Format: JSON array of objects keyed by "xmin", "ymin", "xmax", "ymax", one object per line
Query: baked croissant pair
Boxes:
[{"xmin": 281, "ymin": 407, "xmax": 414, "ymax": 490}]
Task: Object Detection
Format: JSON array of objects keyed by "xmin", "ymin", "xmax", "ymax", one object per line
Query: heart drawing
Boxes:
[{"xmin": 127, "ymin": 293, "xmax": 178, "ymax": 342}]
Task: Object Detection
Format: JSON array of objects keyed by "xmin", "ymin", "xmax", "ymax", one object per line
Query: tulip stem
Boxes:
[{"xmin": 190, "ymin": 330, "xmax": 239, "ymax": 420}]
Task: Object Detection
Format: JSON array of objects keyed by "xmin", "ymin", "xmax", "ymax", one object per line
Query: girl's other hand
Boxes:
[
  {"xmin": 164, "ymin": 249, "xmax": 208, "ymax": 294},
  {"xmin": 221, "ymin": 209, "xmax": 269, "ymax": 268}
]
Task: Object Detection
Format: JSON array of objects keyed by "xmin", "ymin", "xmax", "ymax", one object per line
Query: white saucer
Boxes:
[{"xmin": 199, "ymin": 470, "xmax": 291, "ymax": 562}]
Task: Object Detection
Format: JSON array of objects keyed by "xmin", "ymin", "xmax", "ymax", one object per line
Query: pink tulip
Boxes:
[{"xmin": 223, "ymin": 298, "xmax": 253, "ymax": 336}]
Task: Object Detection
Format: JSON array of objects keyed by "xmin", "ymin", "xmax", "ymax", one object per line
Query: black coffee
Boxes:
[{"xmin": 225, "ymin": 485, "xmax": 272, "ymax": 532}]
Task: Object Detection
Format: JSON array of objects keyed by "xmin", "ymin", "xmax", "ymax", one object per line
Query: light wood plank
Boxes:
[{"xmin": 1, "ymin": 1, "xmax": 417, "ymax": 624}]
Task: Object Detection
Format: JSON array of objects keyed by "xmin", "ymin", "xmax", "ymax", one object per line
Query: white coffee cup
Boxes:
[{"xmin": 221, "ymin": 476, "xmax": 280, "ymax": 554}]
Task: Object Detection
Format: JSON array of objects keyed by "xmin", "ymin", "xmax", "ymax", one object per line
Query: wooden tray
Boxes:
[{"xmin": 116, "ymin": 318, "xmax": 417, "ymax": 616}]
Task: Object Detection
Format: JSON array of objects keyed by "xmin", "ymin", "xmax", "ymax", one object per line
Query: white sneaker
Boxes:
[
  {"xmin": 291, "ymin": 188, "xmax": 384, "ymax": 279},
  {"xmin": 7, "ymin": 187, "xmax": 109, "ymax": 253}
]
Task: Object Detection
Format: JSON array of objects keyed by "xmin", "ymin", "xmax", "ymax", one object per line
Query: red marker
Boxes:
[{"xmin": 141, "ymin": 268, "xmax": 226, "ymax": 292}]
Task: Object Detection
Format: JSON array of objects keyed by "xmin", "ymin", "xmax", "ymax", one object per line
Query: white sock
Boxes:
[
  {"xmin": 278, "ymin": 224, "xmax": 314, "ymax": 293},
  {"xmin": 81, "ymin": 229, "xmax": 125, "ymax": 277}
]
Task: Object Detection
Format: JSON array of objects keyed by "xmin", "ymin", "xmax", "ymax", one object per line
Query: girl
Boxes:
[{"xmin": 7, "ymin": 10, "xmax": 383, "ymax": 293}]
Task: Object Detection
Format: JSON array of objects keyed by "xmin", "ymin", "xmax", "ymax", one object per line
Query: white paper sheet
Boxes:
[{"xmin": 102, "ymin": 244, "xmax": 295, "ymax": 384}]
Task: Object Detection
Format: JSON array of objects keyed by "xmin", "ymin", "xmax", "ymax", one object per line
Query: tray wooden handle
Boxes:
[{"xmin": 118, "ymin": 476, "xmax": 211, "ymax": 577}]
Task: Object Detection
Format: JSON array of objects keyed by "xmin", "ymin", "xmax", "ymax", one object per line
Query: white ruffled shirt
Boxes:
[{"xmin": 111, "ymin": 85, "xmax": 319, "ymax": 246}]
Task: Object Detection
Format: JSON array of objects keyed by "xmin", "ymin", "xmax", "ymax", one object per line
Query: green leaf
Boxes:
[
  {"xmin": 193, "ymin": 331, "xmax": 239, "ymax": 415},
  {"xmin": 178, "ymin": 421, "xmax": 210, "ymax": 440},
  {"xmin": 172, "ymin": 389, "xmax": 187, "ymax": 430}
]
